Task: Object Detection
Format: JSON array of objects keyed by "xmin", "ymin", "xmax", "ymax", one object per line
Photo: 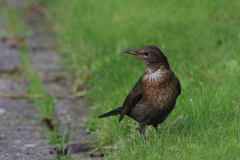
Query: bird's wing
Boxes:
[
  {"xmin": 176, "ymin": 76, "xmax": 181, "ymax": 96},
  {"xmin": 119, "ymin": 80, "xmax": 142, "ymax": 122}
]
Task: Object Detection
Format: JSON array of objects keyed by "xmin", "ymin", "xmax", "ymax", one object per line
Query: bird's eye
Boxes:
[{"xmin": 144, "ymin": 52, "xmax": 150, "ymax": 56}]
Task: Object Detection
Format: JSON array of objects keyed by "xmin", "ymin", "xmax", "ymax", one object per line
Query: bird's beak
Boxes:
[{"xmin": 123, "ymin": 49, "xmax": 136, "ymax": 55}]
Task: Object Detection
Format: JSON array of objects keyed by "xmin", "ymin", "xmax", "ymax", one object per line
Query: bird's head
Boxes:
[{"xmin": 123, "ymin": 46, "xmax": 170, "ymax": 70}]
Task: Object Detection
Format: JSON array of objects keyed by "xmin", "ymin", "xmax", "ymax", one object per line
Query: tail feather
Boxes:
[
  {"xmin": 119, "ymin": 114, "xmax": 124, "ymax": 122},
  {"xmin": 98, "ymin": 107, "xmax": 122, "ymax": 118}
]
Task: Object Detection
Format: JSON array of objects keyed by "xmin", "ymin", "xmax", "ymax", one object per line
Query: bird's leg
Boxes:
[
  {"xmin": 153, "ymin": 124, "xmax": 159, "ymax": 133},
  {"xmin": 139, "ymin": 122, "xmax": 147, "ymax": 147}
]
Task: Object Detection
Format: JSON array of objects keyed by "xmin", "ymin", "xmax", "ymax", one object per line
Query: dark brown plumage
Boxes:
[{"xmin": 98, "ymin": 46, "xmax": 181, "ymax": 146}]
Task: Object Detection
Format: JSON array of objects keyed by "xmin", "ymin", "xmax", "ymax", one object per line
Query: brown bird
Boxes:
[{"xmin": 98, "ymin": 46, "xmax": 181, "ymax": 146}]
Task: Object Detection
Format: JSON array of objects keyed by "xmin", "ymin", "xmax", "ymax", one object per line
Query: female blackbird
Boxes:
[{"xmin": 98, "ymin": 46, "xmax": 181, "ymax": 146}]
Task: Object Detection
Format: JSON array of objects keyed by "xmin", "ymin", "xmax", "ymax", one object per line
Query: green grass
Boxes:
[
  {"xmin": 43, "ymin": 0, "xmax": 240, "ymax": 159},
  {"xmin": 19, "ymin": 45, "xmax": 55, "ymax": 120}
]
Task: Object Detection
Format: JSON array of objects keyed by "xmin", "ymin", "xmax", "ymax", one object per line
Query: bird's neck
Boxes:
[
  {"xmin": 142, "ymin": 66, "xmax": 173, "ymax": 83},
  {"xmin": 146, "ymin": 65, "xmax": 170, "ymax": 74}
]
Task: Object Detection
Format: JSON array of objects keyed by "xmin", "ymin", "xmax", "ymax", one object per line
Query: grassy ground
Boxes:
[{"xmin": 43, "ymin": 0, "xmax": 240, "ymax": 159}]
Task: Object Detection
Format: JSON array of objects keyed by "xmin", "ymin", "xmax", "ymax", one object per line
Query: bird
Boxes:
[{"xmin": 98, "ymin": 45, "xmax": 181, "ymax": 146}]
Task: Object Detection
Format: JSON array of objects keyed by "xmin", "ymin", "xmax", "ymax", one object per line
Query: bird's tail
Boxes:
[{"xmin": 98, "ymin": 107, "xmax": 122, "ymax": 118}]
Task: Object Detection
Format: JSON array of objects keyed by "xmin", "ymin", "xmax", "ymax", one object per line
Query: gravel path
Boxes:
[{"xmin": 0, "ymin": 1, "xmax": 103, "ymax": 159}]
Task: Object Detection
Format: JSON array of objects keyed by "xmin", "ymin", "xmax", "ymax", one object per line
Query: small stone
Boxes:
[
  {"xmin": 0, "ymin": 108, "xmax": 6, "ymax": 114},
  {"xmin": 15, "ymin": 153, "xmax": 20, "ymax": 156},
  {"xmin": 24, "ymin": 144, "xmax": 37, "ymax": 148},
  {"xmin": 0, "ymin": 39, "xmax": 21, "ymax": 73}
]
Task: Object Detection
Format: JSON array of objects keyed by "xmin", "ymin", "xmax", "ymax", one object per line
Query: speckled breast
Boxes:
[{"xmin": 141, "ymin": 70, "xmax": 179, "ymax": 109}]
